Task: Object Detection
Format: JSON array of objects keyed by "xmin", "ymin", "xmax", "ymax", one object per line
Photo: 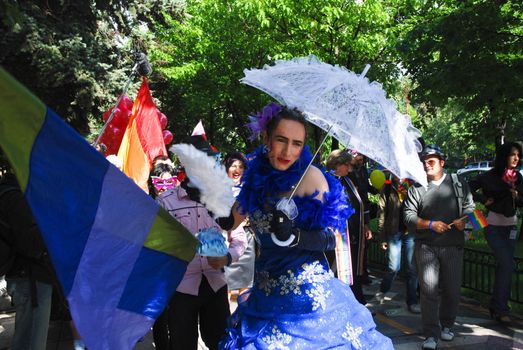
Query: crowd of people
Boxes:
[{"xmin": 0, "ymin": 103, "xmax": 522, "ymax": 350}]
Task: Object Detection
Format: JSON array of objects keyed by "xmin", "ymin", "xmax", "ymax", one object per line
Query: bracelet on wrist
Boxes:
[{"xmin": 429, "ymin": 220, "xmax": 433, "ymax": 231}]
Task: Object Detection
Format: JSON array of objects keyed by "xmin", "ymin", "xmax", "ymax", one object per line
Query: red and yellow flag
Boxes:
[{"xmin": 118, "ymin": 78, "xmax": 167, "ymax": 192}]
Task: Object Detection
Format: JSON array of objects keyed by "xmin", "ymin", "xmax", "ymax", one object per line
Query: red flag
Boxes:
[{"xmin": 118, "ymin": 78, "xmax": 167, "ymax": 192}]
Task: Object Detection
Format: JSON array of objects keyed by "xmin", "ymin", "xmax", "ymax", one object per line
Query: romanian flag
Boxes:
[
  {"xmin": 468, "ymin": 209, "xmax": 488, "ymax": 230},
  {"xmin": 117, "ymin": 78, "xmax": 167, "ymax": 192},
  {"xmin": 0, "ymin": 68, "xmax": 198, "ymax": 349}
]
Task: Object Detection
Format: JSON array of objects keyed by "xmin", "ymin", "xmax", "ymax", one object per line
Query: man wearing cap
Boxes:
[{"xmin": 403, "ymin": 144, "xmax": 475, "ymax": 350}]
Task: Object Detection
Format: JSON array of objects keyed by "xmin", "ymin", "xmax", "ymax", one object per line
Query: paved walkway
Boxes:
[{"xmin": 1, "ymin": 272, "xmax": 522, "ymax": 349}]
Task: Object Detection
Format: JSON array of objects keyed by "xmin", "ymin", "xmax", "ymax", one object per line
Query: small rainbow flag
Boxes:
[{"xmin": 468, "ymin": 209, "xmax": 488, "ymax": 230}]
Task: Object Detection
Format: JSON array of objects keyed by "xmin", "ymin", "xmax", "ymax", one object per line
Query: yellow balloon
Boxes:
[{"xmin": 370, "ymin": 169, "xmax": 386, "ymax": 190}]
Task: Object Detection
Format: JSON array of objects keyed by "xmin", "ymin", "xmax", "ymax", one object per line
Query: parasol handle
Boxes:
[
  {"xmin": 287, "ymin": 124, "xmax": 334, "ymax": 201},
  {"xmin": 360, "ymin": 64, "xmax": 371, "ymax": 78}
]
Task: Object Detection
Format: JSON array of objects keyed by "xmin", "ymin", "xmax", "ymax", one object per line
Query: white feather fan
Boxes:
[{"xmin": 170, "ymin": 144, "xmax": 235, "ymax": 218}]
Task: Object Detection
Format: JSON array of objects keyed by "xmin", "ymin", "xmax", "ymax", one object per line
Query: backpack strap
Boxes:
[{"xmin": 450, "ymin": 173, "xmax": 464, "ymax": 217}]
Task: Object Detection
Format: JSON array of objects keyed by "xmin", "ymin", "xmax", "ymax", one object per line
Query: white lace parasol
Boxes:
[
  {"xmin": 241, "ymin": 55, "xmax": 427, "ymax": 186},
  {"xmin": 170, "ymin": 144, "xmax": 235, "ymax": 218}
]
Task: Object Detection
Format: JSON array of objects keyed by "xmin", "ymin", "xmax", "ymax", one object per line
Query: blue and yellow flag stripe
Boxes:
[{"xmin": 0, "ymin": 68, "xmax": 197, "ymax": 349}]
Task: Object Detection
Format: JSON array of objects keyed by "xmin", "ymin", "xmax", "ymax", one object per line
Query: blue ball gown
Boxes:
[{"xmin": 220, "ymin": 146, "xmax": 393, "ymax": 350}]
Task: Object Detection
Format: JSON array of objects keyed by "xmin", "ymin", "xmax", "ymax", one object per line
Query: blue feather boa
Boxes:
[{"xmin": 237, "ymin": 145, "xmax": 354, "ymax": 232}]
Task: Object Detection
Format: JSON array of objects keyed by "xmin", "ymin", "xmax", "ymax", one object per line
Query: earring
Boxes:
[{"xmin": 263, "ymin": 144, "xmax": 270, "ymax": 154}]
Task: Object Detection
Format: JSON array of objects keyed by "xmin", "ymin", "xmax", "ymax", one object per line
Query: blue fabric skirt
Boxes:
[{"xmin": 220, "ymin": 259, "xmax": 393, "ymax": 349}]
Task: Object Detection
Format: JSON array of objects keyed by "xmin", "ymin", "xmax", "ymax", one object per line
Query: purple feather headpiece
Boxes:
[{"xmin": 246, "ymin": 102, "xmax": 282, "ymax": 141}]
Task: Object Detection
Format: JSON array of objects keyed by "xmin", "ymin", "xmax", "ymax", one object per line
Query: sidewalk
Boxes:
[
  {"xmin": 1, "ymin": 272, "xmax": 522, "ymax": 349},
  {"xmin": 363, "ymin": 272, "xmax": 523, "ymax": 350}
]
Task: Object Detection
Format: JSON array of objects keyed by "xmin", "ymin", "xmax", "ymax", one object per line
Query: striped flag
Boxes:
[
  {"xmin": 468, "ymin": 209, "xmax": 488, "ymax": 230},
  {"xmin": 0, "ymin": 68, "xmax": 198, "ymax": 350},
  {"xmin": 334, "ymin": 228, "xmax": 353, "ymax": 285},
  {"xmin": 117, "ymin": 78, "xmax": 167, "ymax": 192}
]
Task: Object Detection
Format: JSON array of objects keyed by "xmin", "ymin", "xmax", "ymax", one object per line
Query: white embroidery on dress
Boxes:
[
  {"xmin": 257, "ymin": 261, "xmax": 333, "ymax": 310},
  {"xmin": 305, "ymin": 284, "xmax": 331, "ymax": 311},
  {"xmin": 262, "ymin": 325, "xmax": 292, "ymax": 350},
  {"xmin": 342, "ymin": 323, "xmax": 364, "ymax": 349},
  {"xmin": 257, "ymin": 271, "xmax": 277, "ymax": 295},
  {"xmin": 251, "ymin": 210, "xmax": 272, "ymax": 233}
]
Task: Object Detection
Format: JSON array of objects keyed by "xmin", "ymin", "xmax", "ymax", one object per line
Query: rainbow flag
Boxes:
[
  {"xmin": 117, "ymin": 78, "xmax": 167, "ymax": 192},
  {"xmin": 468, "ymin": 209, "xmax": 488, "ymax": 230},
  {"xmin": 334, "ymin": 229, "xmax": 353, "ymax": 285},
  {"xmin": 0, "ymin": 68, "xmax": 198, "ymax": 349}
]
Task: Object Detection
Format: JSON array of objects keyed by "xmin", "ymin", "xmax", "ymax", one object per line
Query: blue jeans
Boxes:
[
  {"xmin": 380, "ymin": 232, "xmax": 418, "ymax": 306},
  {"xmin": 6, "ymin": 277, "xmax": 53, "ymax": 350},
  {"xmin": 485, "ymin": 225, "xmax": 517, "ymax": 316}
]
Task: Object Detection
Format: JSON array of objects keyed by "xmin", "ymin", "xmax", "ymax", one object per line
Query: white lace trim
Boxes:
[{"xmin": 242, "ymin": 55, "xmax": 427, "ymax": 186}]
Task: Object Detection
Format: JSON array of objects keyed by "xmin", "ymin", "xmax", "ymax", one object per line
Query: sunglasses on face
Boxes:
[
  {"xmin": 151, "ymin": 176, "xmax": 177, "ymax": 191},
  {"xmin": 423, "ymin": 159, "xmax": 438, "ymax": 167}
]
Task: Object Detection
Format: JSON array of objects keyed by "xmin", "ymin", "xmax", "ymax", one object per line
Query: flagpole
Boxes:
[{"xmin": 93, "ymin": 63, "xmax": 138, "ymax": 148}]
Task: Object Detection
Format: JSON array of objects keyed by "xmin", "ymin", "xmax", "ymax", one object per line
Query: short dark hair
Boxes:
[
  {"xmin": 265, "ymin": 107, "xmax": 307, "ymax": 138},
  {"xmin": 152, "ymin": 155, "xmax": 171, "ymax": 167},
  {"xmin": 224, "ymin": 152, "xmax": 247, "ymax": 171},
  {"xmin": 148, "ymin": 162, "xmax": 176, "ymax": 197},
  {"xmin": 326, "ymin": 149, "xmax": 353, "ymax": 171},
  {"xmin": 493, "ymin": 142, "xmax": 522, "ymax": 176}
]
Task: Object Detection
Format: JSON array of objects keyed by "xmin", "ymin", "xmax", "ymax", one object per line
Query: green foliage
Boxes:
[
  {"xmin": 398, "ymin": 0, "xmax": 523, "ymax": 136},
  {"xmin": 3, "ymin": 0, "xmax": 518, "ymax": 162},
  {"xmin": 150, "ymin": 0, "xmax": 413, "ymax": 153},
  {"xmin": 0, "ymin": 0, "xmax": 185, "ymax": 134}
]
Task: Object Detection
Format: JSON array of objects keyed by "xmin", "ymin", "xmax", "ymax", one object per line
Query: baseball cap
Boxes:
[{"xmin": 420, "ymin": 144, "xmax": 446, "ymax": 160}]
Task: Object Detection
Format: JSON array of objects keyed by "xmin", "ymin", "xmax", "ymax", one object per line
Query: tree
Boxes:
[
  {"xmin": 150, "ymin": 0, "xmax": 414, "ymax": 153},
  {"xmin": 398, "ymin": 0, "xmax": 523, "ymax": 141},
  {"xmin": 0, "ymin": 0, "xmax": 185, "ymax": 135}
]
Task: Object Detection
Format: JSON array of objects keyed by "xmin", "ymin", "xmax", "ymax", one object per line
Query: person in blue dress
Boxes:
[{"xmin": 219, "ymin": 103, "xmax": 393, "ymax": 349}]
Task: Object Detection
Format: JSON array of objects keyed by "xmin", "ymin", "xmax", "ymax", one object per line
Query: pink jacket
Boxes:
[{"xmin": 156, "ymin": 187, "xmax": 246, "ymax": 296}]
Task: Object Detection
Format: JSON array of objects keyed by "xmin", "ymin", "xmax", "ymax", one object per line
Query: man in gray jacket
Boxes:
[{"xmin": 404, "ymin": 145, "xmax": 475, "ymax": 350}]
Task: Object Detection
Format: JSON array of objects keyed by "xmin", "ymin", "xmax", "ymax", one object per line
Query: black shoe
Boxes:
[
  {"xmin": 407, "ymin": 304, "xmax": 421, "ymax": 314},
  {"xmin": 489, "ymin": 308, "xmax": 512, "ymax": 325},
  {"xmin": 362, "ymin": 276, "xmax": 373, "ymax": 285}
]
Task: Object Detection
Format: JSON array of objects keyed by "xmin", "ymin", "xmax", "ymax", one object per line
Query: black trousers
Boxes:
[
  {"xmin": 152, "ymin": 308, "xmax": 169, "ymax": 350},
  {"xmin": 350, "ymin": 243, "xmax": 367, "ymax": 305},
  {"xmin": 168, "ymin": 276, "xmax": 230, "ymax": 350}
]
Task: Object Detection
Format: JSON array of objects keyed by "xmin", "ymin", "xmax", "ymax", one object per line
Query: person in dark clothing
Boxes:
[
  {"xmin": 349, "ymin": 151, "xmax": 375, "ymax": 285},
  {"xmin": 469, "ymin": 142, "xmax": 523, "ymax": 324},
  {"xmin": 376, "ymin": 173, "xmax": 419, "ymax": 313},
  {"xmin": 404, "ymin": 145, "xmax": 475, "ymax": 350},
  {"xmin": 326, "ymin": 150, "xmax": 371, "ymax": 305},
  {"xmin": 1, "ymin": 172, "xmax": 55, "ymax": 350}
]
